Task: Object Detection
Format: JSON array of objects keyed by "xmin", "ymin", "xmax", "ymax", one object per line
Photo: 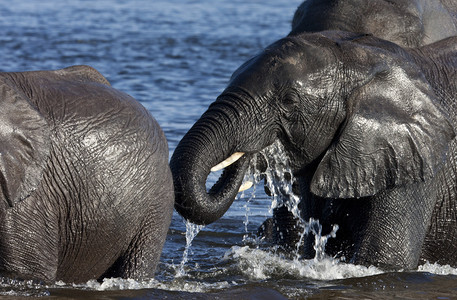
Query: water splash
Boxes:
[
  {"xmin": 418, "ymin": 261, "xmax": 457, "ymax": 275},
  {"xmin": 4, "ymin": 260, "xmax": 457, "ymax": 296},
  {"xmin": 223, "ymin": 246, "xmax": 382, "ymax": 281},
  {"xmin": 255, "ymin": 141, "xmax": 338, "ymax": 260},
  {"xmin": 241, "ymin": 156, "xmax": 263, "ymax": 242},
  {"xmin": 0, "ymin": 278, "xmax": 51, "ymax": 297},
  {"xmin": 259, "ymin": 141, "xmax": 298, "ymax": 215},
  {"xmin": 176, "ymin": 221, "xmax": 204, "ymax": 277},
  {"xmin": 241, "ymin": 185, "xmax": 256, "ymax": 241},
  {"xmin": 307, "ymin": 218, "xmax": 339, "ymax": 261}
]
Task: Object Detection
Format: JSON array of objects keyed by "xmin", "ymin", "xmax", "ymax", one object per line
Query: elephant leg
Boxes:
[
  {"xmin": 351, "ymin": 185, "xmax": 437, "ymax": 270},
  {"xmin": 100, "ymin": 228, "xmax": 165, "ymax": 280},
  {"xmin": 98, "ymin": 234, "xmax": 154, "ymax": 280},
  {"xmin": 100, "ymin": 191, "xmax": 174, "ymax": 281},
  {"xmin": 0, "ymin": 199, "xmax": 60, "ymax": 282},
  {"xmin": 420, "ymin": 140, "xmax": 457, "ymax": 266}
]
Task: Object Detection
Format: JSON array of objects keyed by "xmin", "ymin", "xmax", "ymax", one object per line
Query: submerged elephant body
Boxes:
[
  {"xmin": 171, "ymin": 30, "xmax": 457, "ymax": 269},
  {"xmin": 0, "ymin": 65, "xmax": 173, "ymax": 283}
]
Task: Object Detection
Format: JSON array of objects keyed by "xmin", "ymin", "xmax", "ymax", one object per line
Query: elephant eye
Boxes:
[{"xmin": 282, "ymin": 90, "xmax": 300, "ymax": 108}]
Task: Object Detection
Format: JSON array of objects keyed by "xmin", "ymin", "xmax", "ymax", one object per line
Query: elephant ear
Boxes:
[
  {"xmin": 310, "ymin": 66, "xmax": 455, "ymax": 199},
  {"xmin": 0, "ymin": 77, "xmax": 50, "ymax": 207}
]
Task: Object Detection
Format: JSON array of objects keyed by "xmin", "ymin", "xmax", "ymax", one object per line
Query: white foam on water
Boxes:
[
  {"xmin": 1, "ymin": 261, "xmax": 457, "ymax": 296},
  {"xmin": 55, "ymin": 261, "xmax": 457, "ymax": 293},
  {"xmin": 76, "ymin": 277, "xmax": 232, "ymax": 293},
  {"xmin": 418, "ymin": 261, "xmax": 457, "ymax": 275},
  {"xmin": 223, "ymin": 245, "xmax": 383, "ymax": 281},
  {"xmin": 0, "ymin": 278, "xmax": 54, "ymax": 297}
]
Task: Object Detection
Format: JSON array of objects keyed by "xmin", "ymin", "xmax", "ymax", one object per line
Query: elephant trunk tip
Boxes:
[
  {"xmin": 171, "ymin": 150, "xmax": 252, "ymax": 226},
  {"xmin": 174, "ymin": 200, "xmax": 216, "ymax": 226}
]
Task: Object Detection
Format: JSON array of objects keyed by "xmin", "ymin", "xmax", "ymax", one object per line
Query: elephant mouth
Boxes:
[{"xmin": 208, "ymin": 152, "xmax": 254, "ymax": 194}]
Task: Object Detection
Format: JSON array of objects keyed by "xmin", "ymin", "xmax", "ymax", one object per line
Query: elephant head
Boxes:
[
  {"xmin": 290, "ymin": 0, "xmax": 457, "ymax": 48},
  {"xmin": 170, "ymin": 31, "xmax": 454, "ymax": 225}
]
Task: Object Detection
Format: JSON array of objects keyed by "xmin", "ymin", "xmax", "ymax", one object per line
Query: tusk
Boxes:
[
  {"xmin": 238, "ymin": 181, "xmax": 253, "ymax": 192},
  {"xmin": 211, "ymin": 152, "xmax": 245, "ymax": 172}
]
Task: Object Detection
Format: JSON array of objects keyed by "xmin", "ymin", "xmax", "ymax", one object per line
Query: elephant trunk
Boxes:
[{"xmin": 170, "ymin": 109, "xmax": 250, "ymax": 225}]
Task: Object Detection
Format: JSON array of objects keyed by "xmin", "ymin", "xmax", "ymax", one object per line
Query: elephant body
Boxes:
[
  {"xmin": 0, "ymin": 65, "xmax": 173, "ymax": 283},
  {"xmin": 291, "ymin": 0, "xmax": 457, "ymax": 47},
  {"xmin": 171, "ymin": 31, "xmax": 457, "ymax": 269}
]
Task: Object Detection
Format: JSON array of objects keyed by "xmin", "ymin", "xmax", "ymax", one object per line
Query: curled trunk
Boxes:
[{"xmin": 170, "ymin": 116, "xmax": 250, "ymax": 225}]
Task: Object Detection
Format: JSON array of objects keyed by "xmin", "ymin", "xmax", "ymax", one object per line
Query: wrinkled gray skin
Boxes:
[
  {"xmin": 0, "ymin": 65, "xmax": 173, "ymax": 283},
  {"xmin": 171, "ymin": 31, "xmax": 457, "ymax": 270},
  {"xmin": 291, "ymin": 0, "xmax": 457, "ymax": 47}
]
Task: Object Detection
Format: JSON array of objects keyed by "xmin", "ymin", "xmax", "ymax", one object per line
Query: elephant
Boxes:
[
  {"xmin": 0, "ymin": 65, "xmax": 174, "ymax": 283},
  {"xmin": 291, "ymin": 0, "xmax": 457, "ymax": 47},
  {"xmin": 170, "ymin": 31, "xmax": 457, "ymax": 270}
]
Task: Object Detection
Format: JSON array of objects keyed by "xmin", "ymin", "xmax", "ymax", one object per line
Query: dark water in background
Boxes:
[{"xmin": 1, "ymin": 1, "xmax": 457, "ymax": 299}]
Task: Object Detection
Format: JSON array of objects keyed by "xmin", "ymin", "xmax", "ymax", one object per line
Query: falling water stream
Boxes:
[
  {"xmin": 176, "ymin": 222, "xmax": 204, "ymax": 277},
  {"xmin": 249, "ymin": 141, "xmax": 339, "ymax": 261}
]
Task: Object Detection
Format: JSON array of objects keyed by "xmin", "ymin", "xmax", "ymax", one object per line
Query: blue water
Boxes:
[{"xmin": 1, "ymin": 1, "xmax": 457, "ymax": 299}]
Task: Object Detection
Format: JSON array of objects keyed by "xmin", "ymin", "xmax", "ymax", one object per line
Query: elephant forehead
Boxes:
[{"xmin": 230, "ymin": 53, "xmax": 319, "ymax": 89}]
